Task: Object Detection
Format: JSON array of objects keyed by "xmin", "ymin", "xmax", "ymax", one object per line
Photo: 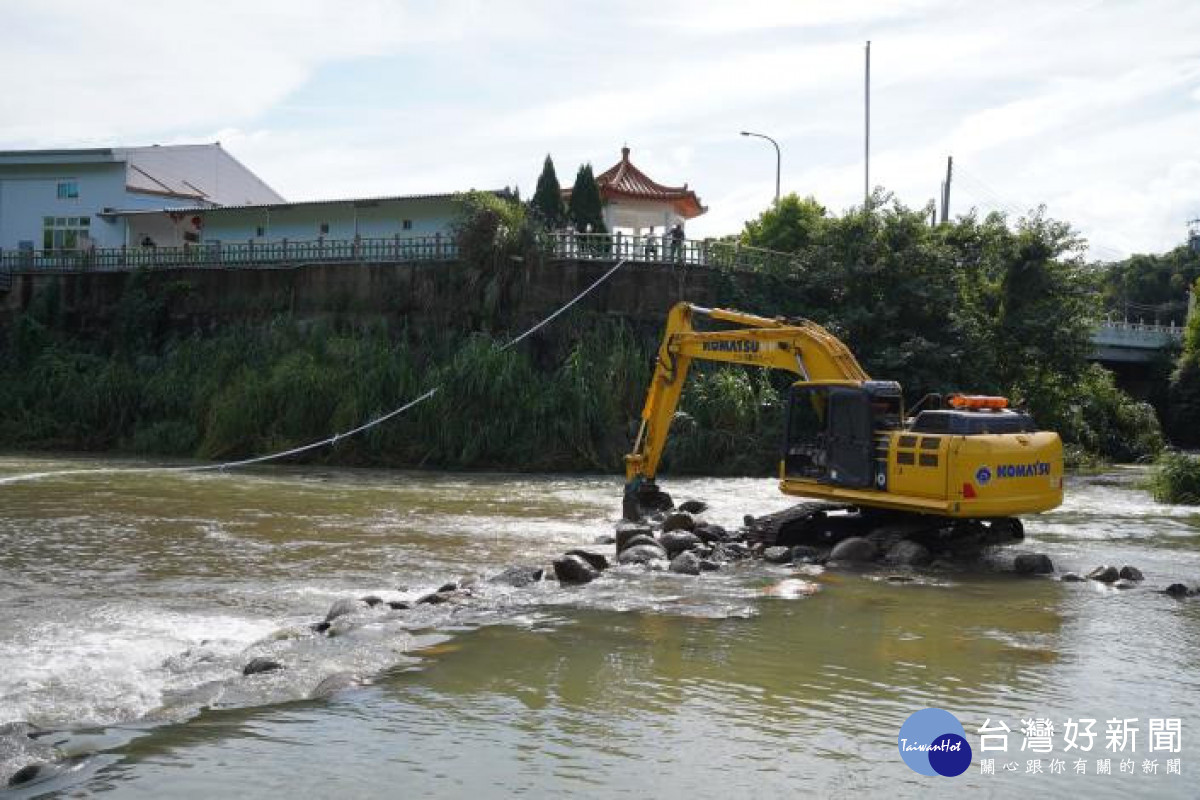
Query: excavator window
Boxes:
[{"xmin": 784, "ymin": 386, "xmax": 876, "ymax": 488}]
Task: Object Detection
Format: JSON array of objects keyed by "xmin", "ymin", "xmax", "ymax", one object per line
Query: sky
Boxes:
[{"xmin": 1, "ymin": 0, "xmax": 1198, "ymax": 260}]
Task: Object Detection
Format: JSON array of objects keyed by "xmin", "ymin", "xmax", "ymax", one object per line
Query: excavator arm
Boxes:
[{"xmin": 623, "ymin": 302, "xmax": 870, "ymax": 512}]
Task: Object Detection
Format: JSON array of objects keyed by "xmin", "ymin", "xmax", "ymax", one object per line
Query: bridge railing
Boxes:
[
  {"xmin": 0, "ymin": 232, "xmax": 797, "ymax": 276},
  {"xmin": 1096, "ymin": 320, "xmax": 1185, "ymax": 337}
]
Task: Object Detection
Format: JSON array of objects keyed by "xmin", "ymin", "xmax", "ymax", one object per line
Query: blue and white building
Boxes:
[
  {"xmin": 0, "ymin": 144, "xmax": 282, "ymax": 251},
  {"xmin": 0, "ymin": 143, "xmax": 476, "ymax": 256}
]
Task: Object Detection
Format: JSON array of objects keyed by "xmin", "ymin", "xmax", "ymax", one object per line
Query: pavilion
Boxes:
[{"xmin": 568, "ymin": 146, "xmax": 706, "ymax": 236}]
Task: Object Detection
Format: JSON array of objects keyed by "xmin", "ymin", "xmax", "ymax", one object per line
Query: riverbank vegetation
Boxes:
[
  {"xmin": 0, "ymin": 189, "xmax": 1171, "ymax": 473},
  {"xmin": 1148, "ymin": 451, "xmax": 1200, "ymax": 505}
]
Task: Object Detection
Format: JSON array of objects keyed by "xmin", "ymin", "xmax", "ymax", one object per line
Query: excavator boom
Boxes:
[{"xmin": 625, "ymin": 303, "xmax": 868, "ymax": 484}]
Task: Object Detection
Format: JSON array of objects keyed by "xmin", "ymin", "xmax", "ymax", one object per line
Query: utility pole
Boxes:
[
  {"xmin": 864, "ymin": 40, "xmax": 871, "ymax": 206},
  {"xmin": 940, "ymin": 156, "xmax": 953, "ymax": 223}
]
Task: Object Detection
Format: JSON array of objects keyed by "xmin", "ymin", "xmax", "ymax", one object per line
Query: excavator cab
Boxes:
[{"xmin": 784, "ymin": 381, "xmax": 902, "ymax": 490}]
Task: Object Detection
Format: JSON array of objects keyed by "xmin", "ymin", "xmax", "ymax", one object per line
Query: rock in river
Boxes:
[
  {"xmin": 886, "ymin": 540, "xmax": 933, "ymax": 568},
  {"xmin": 763, "ymin": 546, "xmax": 792, "ymax": 564},
  {"xmin": 1164, "ymin": 583, "xmax": 1193, "ymax": 598},
  {"xmin": 488, "ymin": 565, "xmax": 544, "ymax": 588},
  {"xmin": 564, "ymin": 549, "xmax": 609, "ymax": 571},
  {"xmin": 243, "ymin": 657, "xmax": 284, "ymax": 676},
  {"xmin": 553, "ymin": 554, "xmax": 599, "ymax": 585},
  {"xmin": 660, "ymin": 531, "xmax": 701, "ymax": 557},
  {"xmin": 1014, "ymin": 553, "xmax": 1054, "ymax": 575},
  {"xmin": 829, "ymin": 537, "xmax": 878, "ymax": 563},
  {"xmin": 1119, "ymin": 565, "xmax": 1144, "ymax": 582},
  {"xmin": 1087, "ymin": 565, "xmax": 1120, "ymax": 583},
  {"xmin": 661, "ymin": 511, "xmax": 697, "ymax": 533},
  {"xmin": 615, "ymin": 522, "xmax": 654, "ymax": 552},
  {"xmin": 618, "ymin": 543, "xmax": 669, "ymax": 565},
  {"xmin": 670, "ymin": 551, "xmax": 702, "ymax": 575},
  {"xmin": 619, "ymin": 534, "xmax": 660, "ymax": 553},
  {"xmin": 678, "ymin": 499, "xmax": 709, "ymax": 514},
  {"xmin": 693, "ymin": 524, "xmax": 728, "ymax": 543}
]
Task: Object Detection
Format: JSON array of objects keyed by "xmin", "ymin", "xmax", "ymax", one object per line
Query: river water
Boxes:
[{"xmin": 1, "ymin": 454, "xmax": 1199, "ymax": 798}]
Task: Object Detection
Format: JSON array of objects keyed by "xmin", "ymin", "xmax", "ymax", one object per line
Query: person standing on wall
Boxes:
[{"xmin": 669, "ymin": 223, "xmax": 684, "ymax": 262}]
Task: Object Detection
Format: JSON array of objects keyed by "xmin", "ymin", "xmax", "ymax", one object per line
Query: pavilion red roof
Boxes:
[{"xmin": 582, "ymin": 147, "xmax": 706, "ymax": 219}]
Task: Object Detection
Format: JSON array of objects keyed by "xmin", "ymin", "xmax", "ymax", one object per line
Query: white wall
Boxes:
[
  {"xmin": 0, "ymin": 162, "xmax": 128, "ymax": 249},
  {"xmin": 197, "ymin": 197, "xmax": 461, "ymax": 243}
]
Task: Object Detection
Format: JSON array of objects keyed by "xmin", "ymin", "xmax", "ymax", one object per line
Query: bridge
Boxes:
[{"xmin": 1089, "ymin": 321, "xmax": 1184, "ymax": 364}]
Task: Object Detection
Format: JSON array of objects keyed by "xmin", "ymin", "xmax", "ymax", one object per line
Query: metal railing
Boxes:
[
  {"xmin": 0, "ymin": 232, "xmax": 796, "ymax": 275},
  {"xmin": 0, "ymin": 234, "xmax": 459, "ymax": 273},
  {"xmin": 542, "ymin": 231, "xmax": 798, "ymax": 273}
]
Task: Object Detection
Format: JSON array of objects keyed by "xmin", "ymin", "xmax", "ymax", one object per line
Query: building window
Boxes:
[
  {"xmin": 56, "ymin": 181, "xmax": 79, "ymax": 199},
  {"xmin": 42, "ymin": 216, "xmax": 90, "ymax": 251},
  {"xmin": 402, "ymin": 219, "xmax": 413, "ymax": 231},
  {"xmin": 255, "ymin": 225, "xmax": 265, "ymax": 238},
  {"xmin": 319, "ymin": 222, "xmax": 330, "ymax": 235}
]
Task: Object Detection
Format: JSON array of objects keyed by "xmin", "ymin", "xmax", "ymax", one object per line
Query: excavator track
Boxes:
[{"xmin": 743, "ymin": 502, "xmax": 856, "ymax": 547}]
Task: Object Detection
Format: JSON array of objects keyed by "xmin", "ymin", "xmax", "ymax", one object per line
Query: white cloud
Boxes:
[{"xmin": 3, "ymin": 0, "xmax": 1199, "ymax": 259}]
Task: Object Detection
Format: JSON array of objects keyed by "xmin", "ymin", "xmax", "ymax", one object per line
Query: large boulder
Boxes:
[
  {"xmin": 1014, "ymin": 553, "xmax": 1055, "ymax": 575},
  {"xmin": 829, "ymin": 537, "xmax": 878, "ymax": 563},
  {"xmin": 763, "ymin": 546, "xmax": 792, "ymax": 564},
  {"xmin": 1087, "ymin": 565, "xmax": 1120, "ymax": 583},
  {"xmin": 886, "ymin": 540, "xmax": 933, "ymax": 568},
  {"xmin": 553, "ymin": 555, "xmax": 599, "ymax": 585},
  {"xmin": 1164, "ymin": 583, "xmax": 1192, "ymax": 598},
  {"xmin": 618, "ymin": 543, "xmax": 669, "ymax": 565},
  {"xmin": 619, "ymin": 534, "xmax": 660, "ymax": 553},
  {"xmin": 661, "ymin": 511, "xmax": 697, "ymax": 534},
  {"xmin": 565, "ymin": 549, "xmax": 609, "ymax": 572},
  {"xmin": 678, "ymin": 499, "xmax": 709, "ymax": 514},
  {"xmin": 693, "ymin": 524, "xmax": 728, "ymax": 543},
  {"xmin": 660, "ymin": 531, "xmax": 701, "ymax": 557},
  {"xmin": 489, "ymin": 565, "xmax": 544, "ymax": 588},
  {"xmin": 1119, "ymin": 565, "xmax": 1144, "ymax": 582},
  {"xmin": 616, "ymin": 522, "xmax": 654, "ymax": 552},
  {"xmin": 670, "ymin": 551, "xmax": 702, "ymax": 576}
]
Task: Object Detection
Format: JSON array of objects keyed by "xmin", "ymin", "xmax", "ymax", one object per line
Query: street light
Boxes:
[{"xmin": 740, "ymin": 130, "xmax": 780, "ymax": 204}]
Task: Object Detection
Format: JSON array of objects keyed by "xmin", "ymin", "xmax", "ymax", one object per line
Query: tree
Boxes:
[
  {"xmin": 741, "ymin": 194, "xmax": 827, "ymax": 253},
  {"xmin": 567, "ymin": 164, "xmax": 606, "ymax": 234},
  {"xmin": 530, "ymin": 155, "xmax": 566, "ymax": 228},
  {"xmin": 1168, "ymin": 277, "xmax": 1200, "ymax": 445}
]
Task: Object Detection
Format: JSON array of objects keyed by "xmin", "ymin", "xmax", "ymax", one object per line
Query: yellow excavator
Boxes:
[{"xmin": 623, "ymin": 303, "xmax": 1063, "ymax": 539}]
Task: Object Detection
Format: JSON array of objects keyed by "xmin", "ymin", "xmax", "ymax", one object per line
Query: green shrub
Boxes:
[{"xmin": 1148, "ymin": 452, "xmax": 1200, "ymax": 505}]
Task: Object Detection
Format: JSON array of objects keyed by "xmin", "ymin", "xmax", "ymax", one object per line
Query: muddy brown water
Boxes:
[{"xmin": 1, "ymin": 455, "xmax": 1199, "ymax": 798}]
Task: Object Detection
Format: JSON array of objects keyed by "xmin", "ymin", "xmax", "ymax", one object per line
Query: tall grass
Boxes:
[
  {"xmin": 1148, "ymin": 452, "xmax": 1200, "ymax": 505},
  {"xmin": 0, "ymin": 309, "xmax": 784, "ymax": 475}
]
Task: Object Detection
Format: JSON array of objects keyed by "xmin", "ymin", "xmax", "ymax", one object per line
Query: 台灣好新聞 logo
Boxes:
[{"xmin": 898, "ymin": 707, "xmax": 973, "ymax": 777}]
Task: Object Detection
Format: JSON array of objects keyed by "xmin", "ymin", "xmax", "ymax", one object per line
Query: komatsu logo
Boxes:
[
  {"xmin": 702, "ymin": 340, "xmax": 760, "ymax": 353},
  {"xmin": 994, "ymin": 461, "xmax": 1051, "ymax": 479}
]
